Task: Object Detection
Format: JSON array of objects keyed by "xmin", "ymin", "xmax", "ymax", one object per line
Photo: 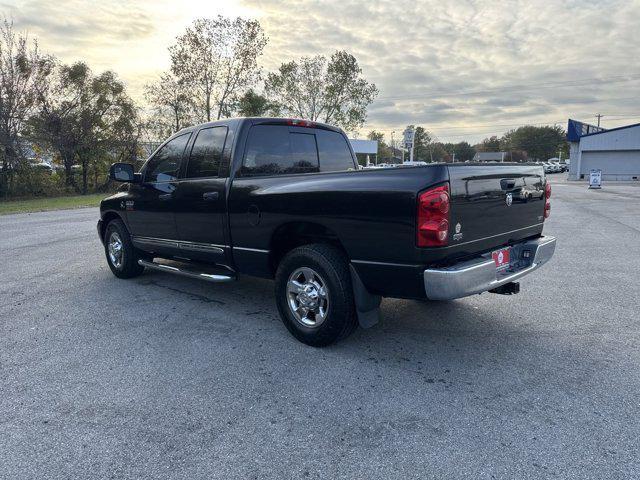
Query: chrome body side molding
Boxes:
[{"xmin": 132, "ymin": 236, "xmax": 225, "ymax": 254}]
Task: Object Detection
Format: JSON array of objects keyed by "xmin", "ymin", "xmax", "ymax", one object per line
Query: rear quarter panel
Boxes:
[{"xmin": 227, "ymin": 167, "xmax": 449, "ymax": 286}]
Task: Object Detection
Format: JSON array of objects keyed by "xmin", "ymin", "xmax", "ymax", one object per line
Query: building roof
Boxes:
[{"xmin": 581, "ymin": 122, "xmax": 640, "ymax": 138}]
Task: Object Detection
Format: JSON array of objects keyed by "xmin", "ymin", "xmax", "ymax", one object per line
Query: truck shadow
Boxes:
[
  {"xmin": 107, "ymin": 269, "xmax": 563, "ymax": 376},
  {"xmin": 89, "ymin": 269, "xmax": 593, "ymax": 420}
]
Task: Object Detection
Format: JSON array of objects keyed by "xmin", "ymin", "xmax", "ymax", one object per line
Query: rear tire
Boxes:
[
  {"xmin": 275, "ymin": 244, "xmax": 358, "ymax": 347},
  {"xmin": 104, "ymin": 219, "xmax": 146, "ymax": 279}
]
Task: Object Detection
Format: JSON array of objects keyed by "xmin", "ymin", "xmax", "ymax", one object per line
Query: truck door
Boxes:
[
  {"xmin": 126, "ymin": 132, "xmax": 191, "ymax": 251},
  {"xmin": 173, "ymin": 125, "xmax": 229, "ymax": 263}
]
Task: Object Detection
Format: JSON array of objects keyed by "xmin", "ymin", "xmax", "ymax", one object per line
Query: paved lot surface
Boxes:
[{"xmin": 1, "ymin": 174, "xmax": 639, "ymax": 479}]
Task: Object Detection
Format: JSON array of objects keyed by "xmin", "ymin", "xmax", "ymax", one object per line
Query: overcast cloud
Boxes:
[{"xmin": 3, "ymin": 0, "xmax": 639, "ymax": 141}]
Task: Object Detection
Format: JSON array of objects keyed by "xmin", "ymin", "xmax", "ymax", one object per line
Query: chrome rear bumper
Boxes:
[{"xmin": 423, "ymin": 235, "xmax": 556, "ymax": 301}]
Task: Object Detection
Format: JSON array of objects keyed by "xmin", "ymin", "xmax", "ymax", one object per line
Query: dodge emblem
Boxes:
[{"xmin": 506, "ymin": 193, "xmax": 513, "ymax": 206}]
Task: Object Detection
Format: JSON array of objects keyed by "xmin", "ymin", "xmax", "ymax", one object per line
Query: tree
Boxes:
[
  {"xmin": 144, "ymin": 72, "xmax": 194, "ymax": 136},
  {"xmin": 236, "ymin": 89, "xmax": 271, "ymax": 116},
  {"xmin": 413, "ymin": 126, "xmax": 434, "ymax": 162},
  {"xmin": 453, "ymin": 141, "xmax": 476, "ymax": 161},
  {"xmin": 169, "ymin": 16, "xmax": 267, "ymax": 122},
  {"xmin": 439, "ymin": 142, "xmax": 475, "ymax": 162},
  {"xmin": 429, "ymin": 142, "xmax": 449, "ymax": 162},
  {"xmin": 265, "ymin": 50, "xmax": 378, "ymax": 133},
  {"xmin": 30, "ymin": 62, "xmax": 137, "ymax": 193},
  {"xmin": 476, "ymin": 135, "xmax": 501, "ymax": 152},
  {"xmin": 367, "ymin": 130, "xmax": 392, "ymax": 162},
  {"xmin": 501, "ymin": 125, "xmax": 566, "ymax": 161},
  {"xmin": 0, "ymin": 19, "xmax": 53, "ymax": 197}
]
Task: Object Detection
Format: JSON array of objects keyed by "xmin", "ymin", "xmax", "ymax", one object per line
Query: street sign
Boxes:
[{"xmin": 589, "ymin": 169, "xmax": 602, "ymax": 189}]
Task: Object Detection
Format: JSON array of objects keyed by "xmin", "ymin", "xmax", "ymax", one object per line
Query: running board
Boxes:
[{"xmin": 138, "ymin": 259, "xmax": 236, "ymax": 283}]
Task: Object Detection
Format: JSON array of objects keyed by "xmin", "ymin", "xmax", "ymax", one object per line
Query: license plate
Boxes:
[{"xmin": 491, "ymin": 247, "xmax": 511, "ymax": 270}]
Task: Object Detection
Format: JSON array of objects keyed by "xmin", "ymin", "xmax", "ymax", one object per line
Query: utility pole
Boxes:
[
  {"xmin": 391, "ymin": 131, "xmax": 395, "ymax": 162},
  {"xmin": 596, "ymin": 113, "xmax": 603, "ymax": 127}
]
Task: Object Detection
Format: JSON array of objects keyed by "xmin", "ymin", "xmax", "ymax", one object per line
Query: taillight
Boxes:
[
  {"xmin": 417, "ymin": 184, "xmax": 450, "ymax": 247},
  {"xmin": 544, "ymin": 182, "xmax": 551, "ymax": 219}
]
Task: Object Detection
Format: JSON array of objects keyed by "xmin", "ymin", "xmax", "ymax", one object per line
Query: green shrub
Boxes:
[{"xmin": 9, "ymin": 167, "xmax": 71, "ymax": 198}]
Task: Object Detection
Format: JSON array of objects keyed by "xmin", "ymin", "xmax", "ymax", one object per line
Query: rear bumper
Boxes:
[{"xmin": 423, "ymin": 235, "xmax": 556, "ymax": 300}]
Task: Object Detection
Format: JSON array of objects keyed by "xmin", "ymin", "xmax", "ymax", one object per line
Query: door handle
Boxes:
[
  {"xmin": 203, "ymin": 191, "xmax": 219, "ymax": 201},
  {"xmin": 158, "ymin": 193, "xmax": 173, "ymax": 201}
]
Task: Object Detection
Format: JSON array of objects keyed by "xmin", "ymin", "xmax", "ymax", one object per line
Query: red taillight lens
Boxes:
[
  {"xmin": 286, "ymin": 118, "xmax": 315, "ymax": 128},
  {"xmin": 544, "ymin": 182, "xmax": 551, "ymax": 219},
  {"xmin": 417, "ymin": 184, "xmax": 450, "ymax": 247}
]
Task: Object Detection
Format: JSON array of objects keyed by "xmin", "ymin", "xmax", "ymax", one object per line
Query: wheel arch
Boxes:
[
  {"xmin": 100, "ymin": 210, "xmax": 125, "ymax": 240},
  {"xmin": 268, "ymin": 221, "xmax": 349, "ymax": 276}
]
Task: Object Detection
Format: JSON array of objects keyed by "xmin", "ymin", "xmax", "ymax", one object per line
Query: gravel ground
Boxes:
[{"xmin": 1, "ymin": 174, "xmax": 639, "ymax": 479}]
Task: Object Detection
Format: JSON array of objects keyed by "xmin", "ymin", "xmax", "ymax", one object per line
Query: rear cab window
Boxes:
[
  {"xmin": 316, "ymin": 129, "xmax": 356, "ymax": 172},
  {"xmin": 240, "ymin": 124, "xmax": 356, "ymax": 177}
]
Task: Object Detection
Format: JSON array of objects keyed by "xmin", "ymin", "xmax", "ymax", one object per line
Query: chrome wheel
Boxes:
[
  {"xmin": 108, "ymin": 231, "xmax": 123, "ymax": 269},
  {"xmin": 286, "ymin": 267, "xmax": 329, "ymax": 328}
]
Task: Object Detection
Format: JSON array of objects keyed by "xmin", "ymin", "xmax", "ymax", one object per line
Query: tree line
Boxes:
[
  {"xmin": 368, "ymin": 124, "xmax": 568, "ymax": 164},
  {"xmin": 0, "ymin": 16, "xmax": 378, "ymax": 198}
]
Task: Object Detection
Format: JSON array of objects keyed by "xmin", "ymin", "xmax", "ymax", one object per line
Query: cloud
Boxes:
[
  {"xmin": 242, "ymin": 0, "xmax": 640, "ymax": 141},
  {"xmin": 2, "ymin": 0, "xmax": 639, "ymax": 142}
]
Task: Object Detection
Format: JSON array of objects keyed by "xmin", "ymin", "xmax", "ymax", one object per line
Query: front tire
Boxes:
[
  {"xmin": 104, "ymin": 219, "xmax": 146, "ymax": 279},
  {"xmin": 275, "ymin": 244, "xmax": 358, "ymax": 347}
]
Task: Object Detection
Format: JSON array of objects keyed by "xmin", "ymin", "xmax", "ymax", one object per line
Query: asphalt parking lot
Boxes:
[{"xmin": 1, "ymin": 174, "xmax": 639, "ymax": 479}]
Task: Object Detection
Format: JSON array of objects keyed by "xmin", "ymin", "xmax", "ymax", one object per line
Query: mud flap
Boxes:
[{"xmin": 349, "ymin": 264, "xmax": 382, "ymax": 328}]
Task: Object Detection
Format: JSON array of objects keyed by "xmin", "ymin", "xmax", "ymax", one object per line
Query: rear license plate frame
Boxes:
[{"xmin": 491, "ymin": 247, "xmax": 511, "ymax": 270}]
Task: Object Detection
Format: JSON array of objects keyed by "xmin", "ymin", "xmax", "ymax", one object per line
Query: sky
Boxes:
[{"xmin": 3, "ymin": 0, "xmax": 640, "ymax": 143}]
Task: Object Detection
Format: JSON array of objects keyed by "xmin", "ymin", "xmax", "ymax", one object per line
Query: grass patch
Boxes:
[{"xmin": 0, "ymin": 193, "xmax": 106, "ymax": 215}]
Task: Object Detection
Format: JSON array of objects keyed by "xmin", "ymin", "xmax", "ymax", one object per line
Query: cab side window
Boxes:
[
  {"xmin": 186, "ymin": 126, "xmax": 228, "ymax": 178},
  {"xmin": 144, "ymin": 133, "xmax": 191, "ymax": 183},
  {"xmin": 241, "ymin": 125, "xmax": 319, "ymax": 176}
]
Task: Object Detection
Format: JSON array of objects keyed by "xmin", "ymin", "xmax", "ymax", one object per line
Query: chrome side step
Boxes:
[{"xmin": 138, "ymin": 259, "xmax": 236, "ymax": 283}]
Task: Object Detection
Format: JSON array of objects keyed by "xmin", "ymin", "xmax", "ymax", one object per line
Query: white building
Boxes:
[
  {"xmin": 349, "ymin": 139, "xmax": 378, "ymax": 165},
  {"xmin": 567, "ymin": 119, "xmax": 640, "ymax": 181}
]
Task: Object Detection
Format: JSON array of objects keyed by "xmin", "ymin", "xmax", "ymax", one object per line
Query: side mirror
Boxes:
[{"xmin": 109, "ymin": 163, "xmax": 139, "ymax": 183}]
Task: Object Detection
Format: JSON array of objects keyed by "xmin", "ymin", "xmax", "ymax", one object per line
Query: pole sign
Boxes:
[
  {"xmin": 589, "ymin": 169, "xmax": 602, "ymax": 189},
  {"xmin": 403, "ymin": 127, "xmax": 415, "ymax": 149}
]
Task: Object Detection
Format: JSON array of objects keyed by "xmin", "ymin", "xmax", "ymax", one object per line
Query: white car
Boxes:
[{"xmin": 397, "ymin": 161, "xmax": 428, "ymax": 167}]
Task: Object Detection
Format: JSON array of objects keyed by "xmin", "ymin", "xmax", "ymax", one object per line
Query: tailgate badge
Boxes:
[
  {"xmin": 506, "ymin": 193, "xmax": 513, "ymax": 206},
  {"xmin": 453, "ymin": 223, "xmax": 463, "ymax": 241}
]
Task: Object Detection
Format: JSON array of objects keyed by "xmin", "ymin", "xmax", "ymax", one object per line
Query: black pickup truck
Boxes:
[{"xmin": 98, "ymin": 117, "xmax": 556, "ymax": 346}]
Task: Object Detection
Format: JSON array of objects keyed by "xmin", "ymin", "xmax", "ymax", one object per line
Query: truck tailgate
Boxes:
[{"xmin": 447, "ymin": 164, "xmax": 546, "ymax": 247}]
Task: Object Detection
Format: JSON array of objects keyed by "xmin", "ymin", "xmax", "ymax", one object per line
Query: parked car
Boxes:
[
  {"xmin": 98, "ymin": 117, "xmax": 556, "ymax": 346},
  {"xmin": 514, "ymin": 177, "xmax": 545, "ymax": 202},
  {"xmin": 397, "ymin": 161, "xmax": 428, "ymax": 167}
]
